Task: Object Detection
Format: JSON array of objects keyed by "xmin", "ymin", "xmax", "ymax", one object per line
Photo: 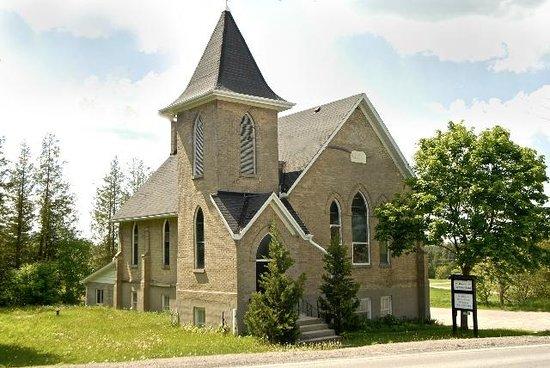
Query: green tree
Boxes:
[
  {"xmin": 126, "ymin": 158, "xmax": 150, "ymax": 196},
  {"xmin": 375, "ymin": 122, "xmax": 549, "ymax": 328},
  {"xmin": 5, "ymin": 142, "xmax": 35, "ymax": 268},
  {"xmin": 57, "ymin": 237, "xmax": 93, "ymax": 304},
  {"xmin": 0, "ymin": 136, "xmax": 9, "ymax": 243},
  {"xmin": 244, "ymin": 224, "xmax": 305, "ymax": 344},
  {"xmin": 318, "ymin": 234, "xmax": 360, "ymax": 334},
  {"xmin": 35, "ymin": 133, "xmax": 77, "ymax": 261},
  {"xmin": 91, "ymin": 157, "xmax": 126, "ymax": 268}
]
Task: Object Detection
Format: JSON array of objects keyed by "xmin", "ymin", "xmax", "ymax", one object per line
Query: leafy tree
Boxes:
[
  {"xmin": 57, "ymin": 237, "xmax": 93, "ymax": 304},
  {"xmin": 127, "ymin": 158, "xmax": 150, "ymax": 196},
  {"xmin": 91, "ymin": 157, "xmax": 126, "ymax": 268},
  {"xmin": 12, "ymin": 262, "xmax": 61, "ymax": 306},
  {"xmin": 376, "ymin": 122, "xmax": 549, "ymax": 328},
  {"xmin": 35, "ymin": 133, "xmax": 77, "ymax": 261},
  {"xmin": 318, "ymin": 234, "xmax": 360, "ymax": 334},
  {"xmin": 5, "ymin": 142, "xmax": 35, "ymax": 268},
  {"xmin": 244, "ymin": 224, "xmax": 305, "ymax": 344}
]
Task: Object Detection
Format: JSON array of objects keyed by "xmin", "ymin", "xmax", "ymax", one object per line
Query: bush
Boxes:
[
  {"xmin": 318, "ymin": 234, "xmax": 360, "ymax": 334},
  {"xmin": 244, "ymin": 225, "xmax": 305, "ymax": 344},
  {"xmin": 12, "ymin": 262, "xmax": 61, "ymax": 306}
]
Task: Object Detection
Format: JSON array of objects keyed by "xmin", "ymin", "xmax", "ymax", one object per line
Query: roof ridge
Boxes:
[{"xmin": 279, "ymin": 93, "xmax": 363, "ymax": 119}]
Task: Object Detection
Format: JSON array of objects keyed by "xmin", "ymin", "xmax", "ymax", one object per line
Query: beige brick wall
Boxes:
[
  {"xmin": 287, "ymin": 106, "xmax": 425, "ymax": 319},
  {"xmin": 85, "ymin": 282, "xmax": 114, "ymax": 307},
  {"xmin": 117, "ymin": 218, "xmax": 178, "ymax": 311}
]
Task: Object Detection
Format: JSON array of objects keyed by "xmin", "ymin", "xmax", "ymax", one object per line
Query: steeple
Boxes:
[{"xmin": 160, "ymin": 11, "xmax": 293, "ymax": 115}]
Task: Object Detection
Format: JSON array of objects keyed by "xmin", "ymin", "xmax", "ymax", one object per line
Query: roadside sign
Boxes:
[{"xmin": 450, "ymin": 274, "xmax": 478, "ymax": 337}]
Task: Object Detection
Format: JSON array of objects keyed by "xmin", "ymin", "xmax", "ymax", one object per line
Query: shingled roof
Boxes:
[
  {"xmin": 278, "ymin": 94, "xmax": 363, "ymax": 173},
  {"xmin": 160, "ymin": 10, "xmax": 288, "ymax": 114},
  {"xmin": 112, "ymin": 155, "xmax": 178, "ymax": 222}
]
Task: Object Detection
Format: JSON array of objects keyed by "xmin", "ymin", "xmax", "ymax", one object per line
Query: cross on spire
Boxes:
[{"xmin": 225, "ymin": 0, "xmax": 230, "ymax": 11}]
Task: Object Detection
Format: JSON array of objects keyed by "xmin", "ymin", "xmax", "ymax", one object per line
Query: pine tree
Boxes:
[
  {"xmin": 5, "ymin": 142, "xmax": 35, "ymax": 268},
  {"xmin": 0, "ymin": 136, "xmax": 9, "ymax": 242},
  {"xmin": 318, "ymin": 234, "xmax": 360, "ymax": 334},
  {"xmin": 127, "ymin": 158, "xmax": 150, "ymax": 196},
  {"xmin": 35, "ymin": 133, "xmax": 76, "ymax": 261},
  {"xmin": 244, "ymin": 224, "xmax": 305, "ymax": 344},
  {"xmin": 91, "ymin": 157, "xmax": 126, "ymax": 267}
]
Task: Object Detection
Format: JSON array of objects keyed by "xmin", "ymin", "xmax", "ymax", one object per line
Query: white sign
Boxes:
[
  {"xmin": 453, "ymin": 279, "xmax": 473, "ymax": 292},
  {"xmin": 454, "ymin": 293, "xmax": 474, "ymax": 310}
]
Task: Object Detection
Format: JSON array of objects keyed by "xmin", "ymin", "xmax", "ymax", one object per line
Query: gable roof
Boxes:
[
  {"xmin": 210, "ymin": 192, "xmax": 324, "ymax": 254},
  {"xmin": 83, "ymin": 261, "xmax": 115, "ymax": 284},
  {"xmin": 211, "ymin": 191, "xmax": 310, "ymax": 235},
  {"xmin": 278, "ymin": 94, "xmax": 364, "ymax": 173},
  {"xmin": 160, "ymin": 11, "xmax": 292, "ymax": 115},
  {"xmin": 278, "ymin": 93, "xmax": 414, "ymax": 194},
  {"xmin": 112, "ymin": 155, "xmax": 178, "ymax": 222}
]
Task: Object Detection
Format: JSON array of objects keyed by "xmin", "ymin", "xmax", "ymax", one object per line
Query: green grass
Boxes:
[
  {"xmin": 0, "ymin": 306, "xmax": 275, "ymax": 367},
  {"xmin": 0, "ymin": 306, "xmax": 544, "ymax": 367},
  {"xmin": 343, "ymin": 321, "xmax": 548, "ymax": 347},
  {"xmin": 429, "ymin": 281, "xmax": 550, "ymax": 312}
]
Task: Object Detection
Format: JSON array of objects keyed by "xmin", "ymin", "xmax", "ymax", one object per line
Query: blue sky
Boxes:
[{"xmin": 0, "ymin": 0, "xmax": 548, "ymax": 235}]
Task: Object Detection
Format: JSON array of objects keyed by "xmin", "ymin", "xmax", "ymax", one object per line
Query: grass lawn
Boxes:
[
  {"xmin": 429, "ymin": 280, "xmax": 550, "ymax": 312},
  {"xmin": 0, "ymin": 306, "xmax": 545, "ymax": 367},
  {"xmin": 343, "ymin": 321, "xmax": 548, "ymax": 347},
  {"xmin": 0, "ymin": 307, "xmax": 275, "ymax": 367}
]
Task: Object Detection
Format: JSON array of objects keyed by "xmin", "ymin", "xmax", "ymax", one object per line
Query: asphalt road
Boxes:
[{"xmin": 224, "ymin": 344, "xmax": 550, "ymax": 368}]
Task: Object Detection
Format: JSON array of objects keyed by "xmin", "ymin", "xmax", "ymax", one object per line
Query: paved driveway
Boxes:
[{"xmin": 431, "ymin": 307, "xmax": 550, "ymax": 332}]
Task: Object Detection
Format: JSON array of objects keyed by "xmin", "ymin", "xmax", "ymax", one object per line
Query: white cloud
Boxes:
[
  {"xmin": 0, "ymin": 0, "xmax": 548, "ymax": 237},
  {"xmin": 3, "ymin": 0, "xmax": 550, "ymax": 73}
]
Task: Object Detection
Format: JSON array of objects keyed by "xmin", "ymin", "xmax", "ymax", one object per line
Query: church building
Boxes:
[{"xmin": 84, "ymin": 10, "xmax": 429, "ymax": 335}]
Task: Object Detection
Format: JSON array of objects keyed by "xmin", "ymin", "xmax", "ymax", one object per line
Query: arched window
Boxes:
[
  {"xmin": 329, "ymin": 201, "xmax": 342, "ymax": 245},
  {"xmin": 351, "ymin": 193, "xmax": 370, "ymax": 265},
  {"xmin": 195, "ymin": 208, "xmax": 205, "ymax": 269},
  {"xmin": 256, "ymin": 234, "xmax": 271, "ymax": 292},
  {"xmin": 193, "ymin": 116, "xmax": 204, "ymax": 177},
  {"xmin": 132, "ymin": 223, "xmax": 139, "ymax": 266},
  {"xmin": 163, "ymin": 220, "xmax": 170, "ymax": 267},
  {"xmin": 240, "ymin": 114, "xmax": 256, "ymax": 175}
]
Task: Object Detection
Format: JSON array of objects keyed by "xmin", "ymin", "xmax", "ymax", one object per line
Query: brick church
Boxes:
[{"xmin": 84, "ymin": 10, "xmax": 429, "ymax": 336}]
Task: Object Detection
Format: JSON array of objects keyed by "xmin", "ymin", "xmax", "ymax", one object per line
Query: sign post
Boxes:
[{"xmin": 450, "ymin": 274, "xmax": 478, "ymax": 337}]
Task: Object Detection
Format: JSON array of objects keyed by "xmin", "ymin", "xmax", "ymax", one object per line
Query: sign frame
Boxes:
[{"xmin": 449, "ymin": 274, "xmax": 478, "ymax": 337}]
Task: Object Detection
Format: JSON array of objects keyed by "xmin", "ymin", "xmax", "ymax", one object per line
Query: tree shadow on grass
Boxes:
[{"xmin": 0, "ymin": 344, "xmax": 61, "ymax": 367}]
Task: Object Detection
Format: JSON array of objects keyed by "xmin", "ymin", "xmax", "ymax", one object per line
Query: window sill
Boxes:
[
  {"xmin": 352, "ymin": 263, "xmax": 372, "ymax": 268},
  {"xmin": 379, "ymin": 263, "xmax": 391, "ymax": 268},
  {"xmin": 193, "ymin": 268, "xmax": 205, "ymax": 274},
  {"xmin": 130, "ymin": 265, "xmax": 139, "ymax": 269},
  {"xmin": 192, "ymin": 175, "xmax": 204, "ymax": 180},
  {"xmin": 239, "ymin": 174, "xmax": 257, "ymax": 179},
  {"xmin": 162, "ymin": 265, "xmax": 171, "ymax": 270}
]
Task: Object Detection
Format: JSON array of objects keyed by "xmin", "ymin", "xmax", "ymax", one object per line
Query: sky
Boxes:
[{"xmin": 0, "ymin": 0, "xmax": 549, "ymax": 237}]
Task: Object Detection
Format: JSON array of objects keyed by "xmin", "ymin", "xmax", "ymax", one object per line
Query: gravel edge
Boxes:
[{"xmin": 37, "ymin": 335, "xmax": 550, "ymax": 368}]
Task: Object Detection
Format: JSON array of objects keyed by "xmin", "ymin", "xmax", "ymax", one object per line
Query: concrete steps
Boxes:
[{"xmin": 297, "ymin": 316, "xmax": 341, "ymax": 344}]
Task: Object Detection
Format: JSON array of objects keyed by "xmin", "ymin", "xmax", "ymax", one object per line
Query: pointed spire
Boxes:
[{"xmin": 160, "ymin": 11, "xmax": 292, "ymax": 115}]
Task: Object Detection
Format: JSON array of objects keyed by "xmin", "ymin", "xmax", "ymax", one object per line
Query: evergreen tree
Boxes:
[
  {"xmin": 91, "ymin": 157, "xmax": 126, "ymax": 268},
  {"xmin": 35, "ymin": 133, "xmax": 76, "ymax": 261},
  {"xmin": 127, "ymin": 158, "xmax": 150, "ymax": 196},
  {"xmin": 5, "ymin": 142, "xmax": 35, "ymax": 268},
  {"xmin": 0, "ymin": 136, "xmax": 9, "ymax": 242},
  {"xmin": 318, "ymin": 234, "xmax": 360, "ymax": 333},
  {"xmin": 244, "ymin": 224, "xmax": 305, "ymax": 344}
]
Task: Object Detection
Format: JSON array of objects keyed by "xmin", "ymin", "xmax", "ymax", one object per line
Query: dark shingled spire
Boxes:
[{"xmin": 161, "ymin": 11, "xmax": 287, "ymax": 113}]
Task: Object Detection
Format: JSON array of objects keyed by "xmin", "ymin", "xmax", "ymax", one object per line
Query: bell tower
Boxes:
[{"xmin": 160, "ymin": 10, "xmax": 293, "ymax": 195}]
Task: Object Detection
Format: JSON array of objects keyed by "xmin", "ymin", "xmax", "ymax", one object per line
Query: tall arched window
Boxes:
[
  {"xmin": 329, "ymin": 201, "xmax": 342, "ymax": 245},
  {"xmin": 163, "ymin": 220, "xmax": 170, "ymax": 267},
  {"xmin": 132, "ymin": 223, "xmax": 139, "ymax": 266},
  {"xmin": 256, "ymin": 234, "xmax": 271, "ymax": 292},
  {"xmin": 195, "ymin": 208, "xmax": 205, "ymax": 269},
  {"xmin": 193, "ymin": 116, "xmax": 204, "ymax": 177},
  {"xmin": 240, "ymin": 114, "xmax": 256, "ymax": 175},
  {"xmin": 351, "ymin": 193, "xmax": 370, "ymax": 265}
]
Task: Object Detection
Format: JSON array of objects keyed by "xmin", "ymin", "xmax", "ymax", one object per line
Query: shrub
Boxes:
[
  {"xmin": 244, "ymin": 224, "xmax": 305, "ymax": 344},
  {"xmin": 318, "ymin": 234, "xmax": 360, "ymax": 334},
  {"xmin": 12, "ymin": 262, "xmax": 61, "ymax": 306}
]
